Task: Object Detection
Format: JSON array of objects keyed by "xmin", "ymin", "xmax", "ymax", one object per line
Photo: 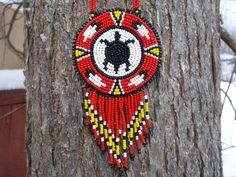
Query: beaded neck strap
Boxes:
[{"xmin": 73, "ymin": 0, "xmax": 162, "ymax": 170}]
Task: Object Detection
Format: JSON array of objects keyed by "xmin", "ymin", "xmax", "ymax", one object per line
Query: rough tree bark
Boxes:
[{"xmin": 25, "ymin": 0, "xmax": 222, "ymax": 176}]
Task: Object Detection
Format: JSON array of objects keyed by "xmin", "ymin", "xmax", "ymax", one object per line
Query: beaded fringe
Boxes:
[{"xmin": 83, "ymin": 88, "xmax": 151, "ymax": 169}]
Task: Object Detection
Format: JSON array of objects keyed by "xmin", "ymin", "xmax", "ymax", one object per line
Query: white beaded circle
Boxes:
[{"xmin": 92, "ymin": 28, "xmax": 142, "ymax": 78}]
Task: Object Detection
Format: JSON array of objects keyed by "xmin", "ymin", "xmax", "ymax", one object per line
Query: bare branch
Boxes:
[
  {"xmin": 221, "ymin": 62, "xmax": 236, "ymax": 119},
  {"xmin": 220, "ymin": 27, "xmax": 236, "ymax": 120},
  {"xmin": 5, "ymin": 2, "xmax": 24, "ymax": 60},
  {"xmin": 222, "ymin": 145, "xmax": 236, "ymax": 151},
  {"xmin": 4, "ymin": 13, "xmax": 24, "ymax": 27},
  {"xmin": 221, "ymin": 58, "xmax": 236, "ymax": 62},
  {"xmin": 0, "ymin": 2, "xmax": 24, "ymax": 60},
  {"xmin": 0, "ymin": 2, "xmax": 22, "ymax": 39},
  {"xmin": 221, "ymin": 88, "xmax": 236, "ymax": 120},
  {"xmin": 220, "ymin": 26, "xmax": 236, "ymax": 54}
]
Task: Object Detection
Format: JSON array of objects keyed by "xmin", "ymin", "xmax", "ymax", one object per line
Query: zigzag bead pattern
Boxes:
[{"xmin": 83, "ymin": 88, "xmax": 151, "ymax": 169}]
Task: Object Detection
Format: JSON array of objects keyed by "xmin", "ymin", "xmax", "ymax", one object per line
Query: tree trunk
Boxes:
[{"xmin": 25, "ymin": 0, "xmax": 222, "ymax": 176}]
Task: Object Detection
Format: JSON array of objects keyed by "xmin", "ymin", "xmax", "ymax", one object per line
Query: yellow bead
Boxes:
[
  {"xmin": 141, "ymin": 109, "xmax": 144, "ymax": 119},
  {"xmin": 116, "ymin": 145, "xmax": 120, "ymax": 155},
  {"xmin": 95, "ymin": 117, "xmax": 98, "ymax": 128},
  {"xmin": 128, "ymin": 132, "xmax": 131, "ymax": 141},
  {"xmin": 134, "ymin": 123, "xmax": 137, "ymax": 133},
  {"xmin": 138, "ymin": 117, "xmax": 142, "ymax": 124},
  {"xmin": 149, "ymin": 47, "xmax": 159, "ymax": 56},
  {"xmin": 122, "ymin": 139, "xmax": 127, "ymax": 150},
  {"xmin": 130, "ymin": 128, "xmax": 134, "ymax": 138},
  {"xmin": 113, "ymin": 86, "xmax": 121, "ymax": 95},
  {"xmin": 109, "ymin": 136, "xmax": 113, "ymax": 147},
  {"xmin": 104, "ymin": 129, "xmax": 108, "ymax": 139},
  {"xmin": 88, "ymin": 107, "xmax": 91, "ymax": 115},
  {"xmin": 112, "ymin": 142, "xmax": 115, "ymax": 151},
  {"xmin": 75, "ymin": 49, "xmax": 85, "ymax": 57},
  {"xmin": 145, "ymin": 102, "xmax": 149, "ymax": 112},
  {"xmin": 100, "ymin": 124, "xmax": 104, "ymax": 134},
  {"xmin": 114, "ymin": 10, "xmax": 122, "ymax": 21},
  {"xmin": 90, "ymin": 13, "xmax": 95, "ymax": 18},
  {"xmin": 136, "ymin": 118, "xmax": 140, "ymax": 128},
  {"xmin": 84, "ymin": 99, "xmax": 88, "ymax": 109},
  {"xmin": 90, "ymin": 113, "xmax": 94, "ymax": 123}
]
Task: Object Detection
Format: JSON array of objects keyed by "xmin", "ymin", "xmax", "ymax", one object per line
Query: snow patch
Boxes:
[
  {"xmin": 0, "ymin": 69, "xmax": 25, "ymax": 90},
  {"xmin": 220, "ymin": 0, "xmax": 236, "ymax": 35},
  {"xmin": 221, "ymin": 53, "xmax": 236, "ymax": 60},
  {"xmin": 221, "ymin": 81, "xmax": 236, "ymax": 177},
  {"xmin": 221, "ymin": 53, "xmax": 236, "ymax": 82}
]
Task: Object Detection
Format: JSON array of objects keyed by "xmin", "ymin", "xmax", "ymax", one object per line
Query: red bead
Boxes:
[
  {"xmin": 123, "ymin": 157, "xmax": 128, "ymax": 169},
  {"xmin": 129, "ymin": 144, "xmax": 134, "ymax": 157}
]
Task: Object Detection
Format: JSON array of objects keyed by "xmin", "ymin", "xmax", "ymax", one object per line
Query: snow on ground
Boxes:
[
  {"xmin": 221, "ymin": 81, "xmax": 236, "ymax": 177},
  {"xmin": 0, "ymin": 69, "xmax": 25, "ymax": 90},
  {"xmin": 0, "ymin": 0, "xmax": 21, "ymax": 3}
]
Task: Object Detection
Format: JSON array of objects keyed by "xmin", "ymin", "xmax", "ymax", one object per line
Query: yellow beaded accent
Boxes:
[
  {"xmin": 104, "ymin": 129, "xmax": 108, "ymax": 139},
  {"xmin": 84, "ymin": 99, "xmax": 88, "ymax": 109},
  {"xmin": 122, "ymin": 139, "xmax": 127, "ymax": 150},
  {"xmin": 95, "ymin": 117, "xmax": 98, "ymax": 128},
  {"xmin": 145, "ymin": 102, "xmax": 149, "ymax": 112},
  {"xmin": 116, "ymin": 145, "xmax": 120, "ymax": 155},
  {"xmin": 100, "ymin": 124, "xmax": 104, "ymax": 134}
]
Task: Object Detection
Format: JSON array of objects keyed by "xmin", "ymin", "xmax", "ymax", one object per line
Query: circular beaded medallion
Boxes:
[{"xmin": 73, "ymin": 10, "xmax": 162, "ymax": 95}]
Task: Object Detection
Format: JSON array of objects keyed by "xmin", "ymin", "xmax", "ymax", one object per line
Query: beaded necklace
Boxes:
[{"xmin": 73, "ymin": 0, "xmax": 162, "ymax": 169}]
